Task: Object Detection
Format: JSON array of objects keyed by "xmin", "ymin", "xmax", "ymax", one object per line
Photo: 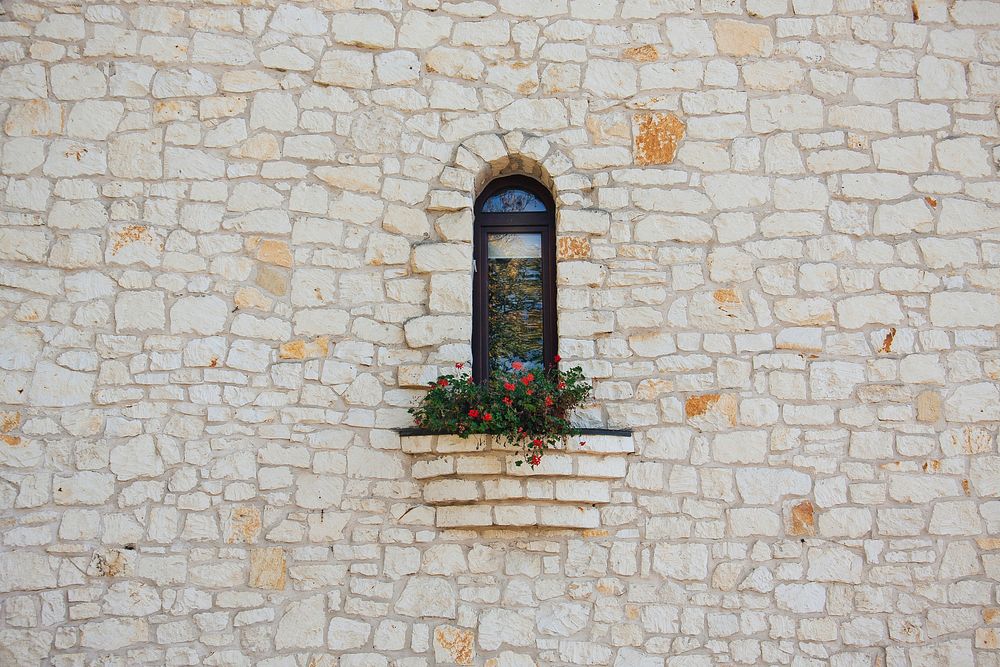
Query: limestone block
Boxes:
[
  {"xmin": 688, "ymin": 290, "xmax": 756, "ymax": 332},
  {"xmin": 945, "ymin": 383, "xmax": 1000, "ymax": 423},
  {"xmin": 835, "ymin": 294, "xmax": 903, "ymax": 329},
  {"xmin": 917, "ymin": 55, "xmax": 968, "ymax": 99},
  {"xmin": 426, "ymin": 47, "xmax": 485, "ymax": 81},
  {"xmin": 929, "ymin": 292, "xmax": 1000, "ymax": 327},
  {"xmin": 51, "ymin": 64, "xmax": 107, "ymax": 100},
  {"xmin": 665, "ymin": 18, "xmax": 716, "ymax": 56},
  {"xmin": 113, "ymin": 291, "xmax": 165, "ymax": 335},
  {"xmin": 433, "ymin": 625, "xmax": 475, "ymax": 665},
  {"xmin": 584, "ymin": 60, "xmax": 637, "ymax": 98},
  {"xmin": 404, "ymin": 315, "xmax": 471, "ymax": 347},
  {"xmin": 807, "ymin": 546, "xmax": 863, "ymax": 583},
  {"xmin": 399, "ymin": 11, "xmax": 453, "ymax": 48},
  {"xmin": 110, "ymin": 435, "xmax": 164, "ymax": 481},
  {"xmin": 712, "ymin": 431, "xmax": 767, "ymax": 464},
  {"xmin": 713, "ymin": 20, "xmax": 774, "ymax": 56},
  {"xmin": 4, "ymin": 100, "xmax": 63, "ymax": 136},
  {"xmin": 0, "ymin": 552, "xmax": 57, "ymax": 592},
  {"xmin": 0, "ymin": 63, "xmax": 47, "ymax": 99},
  {"xmin": 394, "ymin": 577, "xmax": 457, "ymax": 619},
  {"xmin": 436, "ymin": 505, "xmax": 492, "ymax": 528},
  {"xmin": 80, "ymin": 618, "xmax": 148, "ymax": 651},
  {"xmin": 498, "ymin": 99, "xmax": 568, "ymax": 131},
  {"xmin": 328, "ymin": 617, "xmax": 372, "ymax": 651},
  {"xmin": 749, "ymin": 95, "xmax": 823, "ymax": 132},
  {"xmin": 191, "ymin": 32, "xmax": 254, "ymax": 66},
  {"xmin": 652, "ymin": 544, "xmax": 708, "ymax": 581},
  {"xmin": 294, "ymin": 474, "xmax": 344, "ymax": 509},
  {"xmin": 412, "ymin": 243, "xmax": 471, "ymax": 273},
  {"xmin": 316, "ymin": 50, "xmax": 374, "ymax": 88},
  {"xmin": 43, "ymin": 139, "xmax": 106, "ymax": 177},
  {"xmin": 735, "ymin": 468, "xmax": 810, "ymax": 504},
  {"xmin": 151, "ymin": 68, "xmax": 217, "ymax": 98},
  {"xmin": 108, "ymin": 130, "xmax": 163, "ymax": 179},
  {"xmin": 270, "ymin": 5, "xmax": 328, "ymax": 35},
  {"xmin": 53, "ymin": 471, "xmax": 114, "ymax": 505},
  {"xmin": 28, "ymin": 362, "xmax": 96, "ymax": 408},
  {"xmin": 938, "ymin": 198, "xmax": 1000, "ymax": 233},
  {"xmin": 274, "ymin": 595, "xmax": 325, "ymax": 649},
  {"xmin": 170, "ymin": 295, "xmax": 228, "ymax": 335}
]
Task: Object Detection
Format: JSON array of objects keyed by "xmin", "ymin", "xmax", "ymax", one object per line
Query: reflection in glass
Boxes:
[
  {"xmin": 481, "ymin": 188, "xmax": 548, "ymax": 213},
  {"xmin": 487, "ymin": 233, "xmax": 543, "ymax": 374}
]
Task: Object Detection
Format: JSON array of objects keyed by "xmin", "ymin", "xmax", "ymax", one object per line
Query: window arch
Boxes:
[{"xmin": 473, "ymin": 175, "xmax": 557, "ymax": 382}]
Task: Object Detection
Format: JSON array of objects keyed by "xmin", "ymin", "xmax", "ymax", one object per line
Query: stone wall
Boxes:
[{"xmin": 1, "ymin": 0, "xmax": 999, "ymax": 665}]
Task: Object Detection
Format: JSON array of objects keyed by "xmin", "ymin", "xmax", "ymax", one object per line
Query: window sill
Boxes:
[
  {"xmin": 398, "ymin": 429, "xmax": 634, "ymax": 530},
  {"xmin": 396, "ymin": 426, "xmax": 633, "ymax": 438}
]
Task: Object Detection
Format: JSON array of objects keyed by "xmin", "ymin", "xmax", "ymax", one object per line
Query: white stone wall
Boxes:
[{"xmin": 1, "ymin": 0, "xmax": 999, "ymax": 664}]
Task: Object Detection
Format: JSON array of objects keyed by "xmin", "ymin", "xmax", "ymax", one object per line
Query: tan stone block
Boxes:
[
  {"xmin": 4, "ymin": 100, "xmax": 63, "ymax": 136},
  {"xmin": 433, "ymin": 623, "xmax": 474, "ymax": 662},
  {"xmin": 223, "ymin": 506, "xmax": 261, "ymax": 544},
  {"xmin": 234, "ymin": 286, "xmax": 273, "ymax": 311},
  {"xmin": 232, "ymin": 132, "xmax": 280, "ymax": 160},
  {"xmin": 916, "ymin": 391, "xmax": 941, "ymax": 422},
  {"xmin": 255, "ymin": 266, "xmax": 289, "ymax": 296},
  {"xmin": 713, "ymin": 20, "xmax": 774, "ymax": 57},
  {"xmin": 789, "ymin": 500, "xmax": 816, "ymax": 536},
  {"xmin": 254, "ymin": 239, "xmax": 293, "ymax": 267},
  {"xmin": 623, "ymin": 44, "xmax": 659, "ymax": 62},
  {"xmin": 249, "ymin": 547, "xmax": 286, "ymax": 590},
  {"xmin": 685, "ymin": 393, "xmax": 737, "ymax": 429},
  {"xmin": 278, "ymin": 336, "xmax": 329, "ymax": 360},
  {"xmin": 633, "ymin": 112, "xmax": 685, "ymax": 165},
  {"xmin": 976, "ymin": 628, "xmax": 999, "ymax": 650},
  {"xmin": 557, "ymin": 235, "xmax": 591, "ymax": 260}
]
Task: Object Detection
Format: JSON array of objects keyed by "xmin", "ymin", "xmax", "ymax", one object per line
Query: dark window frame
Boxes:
[{"xmin": 472, "ymin": 175, "xmax": 557, "ymax": 384}]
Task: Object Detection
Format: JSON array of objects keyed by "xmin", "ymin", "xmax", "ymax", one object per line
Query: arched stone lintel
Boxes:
[{"xmin": 450, "ymin": 131, "xmax": 579, "ymax": 208}]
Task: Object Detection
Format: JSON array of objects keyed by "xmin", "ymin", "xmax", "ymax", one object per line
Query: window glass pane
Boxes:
[
  {"xmin": 481, "ymin": 188, "xmax": 548, "ymax": 213},
  {"xmin": 487, "ymin": 233, "xmax": 544, "ymax": 374}
]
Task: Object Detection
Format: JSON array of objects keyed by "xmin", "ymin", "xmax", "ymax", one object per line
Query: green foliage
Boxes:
[{"xmin": 409, "ymin": 360, "xmax": 592, "ymax": 467}]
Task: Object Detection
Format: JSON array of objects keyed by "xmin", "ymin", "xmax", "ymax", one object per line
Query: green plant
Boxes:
[{"xmin": 409, "ymin": 358, "xmax": 592, "ymax": 467}]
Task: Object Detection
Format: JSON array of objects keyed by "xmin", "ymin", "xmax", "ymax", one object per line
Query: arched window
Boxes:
[{"xmin": 473, "ymin": 176, "xmax": 556, "ymax": 382}]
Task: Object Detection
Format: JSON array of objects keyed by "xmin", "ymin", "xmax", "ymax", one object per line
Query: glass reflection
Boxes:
[
  {"xmin": 487, "ymin": 233, "xmax": 544, "ymax": 374},
  {"xmin": 481, "ymin": 188, "xmax": 548, "ymax": 213}
]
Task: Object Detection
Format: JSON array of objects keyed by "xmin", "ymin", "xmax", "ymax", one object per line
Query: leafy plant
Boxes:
[{"xmin": 409, "ymin": 358, "xmax": 592, "ymax": 467}]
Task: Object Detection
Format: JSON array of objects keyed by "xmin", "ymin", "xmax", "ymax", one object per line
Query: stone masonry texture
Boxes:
[{"xmin": 0, "ymin": 0, "xmax": 999, "ymax": 665}]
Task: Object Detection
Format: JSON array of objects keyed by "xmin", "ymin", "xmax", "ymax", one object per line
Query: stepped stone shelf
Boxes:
[{"xmin": 399, "ymin": 429, "xmax": 634, "ymax": 529}]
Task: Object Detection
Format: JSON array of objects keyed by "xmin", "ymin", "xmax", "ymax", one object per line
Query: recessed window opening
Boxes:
[{"xmin": 472, "ymin": 175, "xmax": 557, "ymax": 383}]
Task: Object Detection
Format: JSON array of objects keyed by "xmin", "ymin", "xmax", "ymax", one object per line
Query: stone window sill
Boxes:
[{"xmin": 398, "ymin": 428, "xmax": 633, "ymax": 530}]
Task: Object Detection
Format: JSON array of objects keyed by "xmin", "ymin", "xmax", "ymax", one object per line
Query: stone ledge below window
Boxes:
[{"xmin": 399, "ymin": 429, "xmax": 633, "ymax": 530}]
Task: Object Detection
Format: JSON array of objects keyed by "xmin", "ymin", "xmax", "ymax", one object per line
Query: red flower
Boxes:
[
  {"xmin": 521, "ymin": 374, "xmax": 533, "ymax": 385},
  {"xmin": 502, "ymin": 396, "xmax": 513, "ymax": 406},
  {"xmin": 437, "ymin": 378, "xmax": 449, "ymax": 386},
  {"xmin": 553, "ymin": 354, "xmax": 561, "ymax": 362},
  {"xmin": 526, "ymin": 389, "xmax": 533, "ymax": 395},
  {"xmin": 545, "ymin": 395, "xmax": 554, "ymax": 407},
  {"xmin": 483, "ymin": 412, "xmax": 492, "ymax": 422},
  {"xmin": 530, "ymin": 454, "xmax": 541, "ymax": 466},
  {"xmin": 468, "ymin": 409, "xmax": 479, "ymax": 418},
  {"xmin": 512, "ymin": 361, "xmax": 523, "ymax": 370},
  {"xmin": 557, "ymin": 381, "xmax": 566, "ymax": 390},
  {"xmin": 504, "ymin": 382, "xmax": 515, "ymax": 391},
  {"xmin": 455, "ymin": 362, "xmax": 464, "ymax": 369}
]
